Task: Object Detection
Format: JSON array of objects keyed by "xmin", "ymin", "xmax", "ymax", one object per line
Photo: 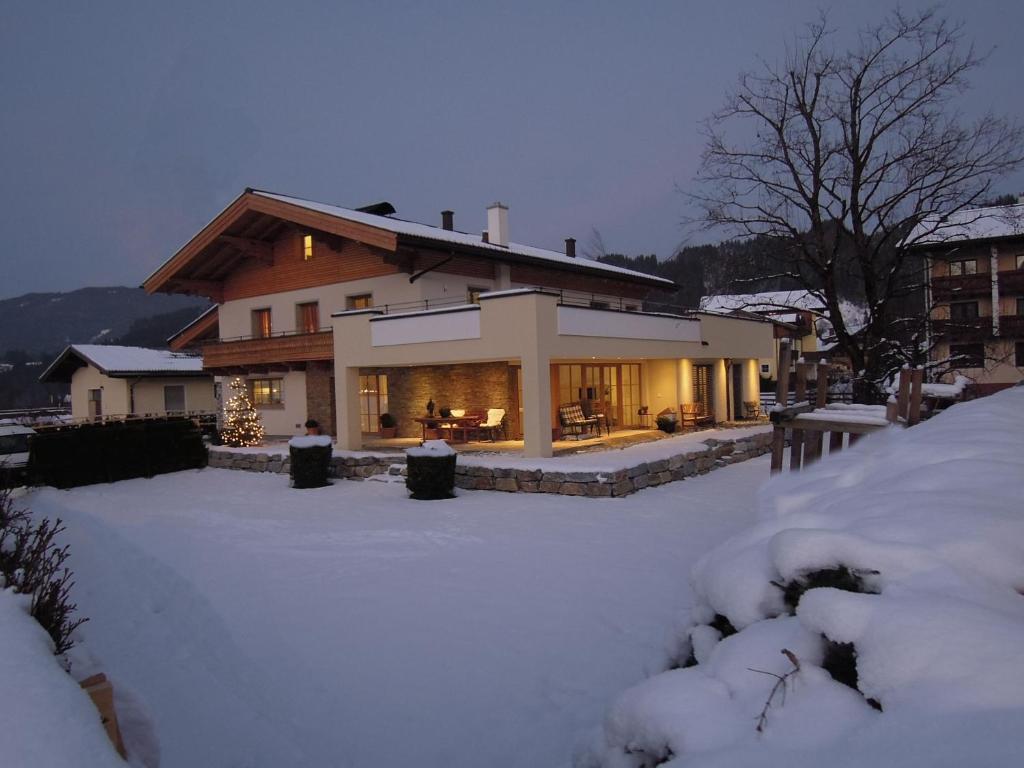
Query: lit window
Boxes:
[
  {"xmin": 251, "ymin": 308, "xmax": 272, "ymax": 338},
  {"xmin": 250, "ymin": 378, "xmax": 283, "ymax": 406},
  {"xmin": 296, "ymin": 302, "xmax": 320, "ymax": 333},
  {"xmin": 347, "ymin": 294, "xmax": 373, "ymax": 310},
  {"xmin": 303, "ymin": 234, "xmax": 314, "ymax": 261}
]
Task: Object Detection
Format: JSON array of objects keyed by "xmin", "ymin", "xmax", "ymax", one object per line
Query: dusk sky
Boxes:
[{"xmin": 2, "ymin": 1, "xmax": 1022, "ymax": 299}]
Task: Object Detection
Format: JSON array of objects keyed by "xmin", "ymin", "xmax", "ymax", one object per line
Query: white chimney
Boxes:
[{"xmin": 486, "ymin": 202, "xmax": 509, "ymax": 247}]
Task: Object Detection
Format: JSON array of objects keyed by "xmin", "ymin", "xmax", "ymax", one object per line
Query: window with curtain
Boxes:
[
  {"xmin": 251, "ymin": 308, "xmax": 272, "ymax": 338},
  {"xmin": 347, "ymin": 294, "xmax": 373, "ymax": 310},
  {"xmin": 296, "ymin": 302, "xmax": 320, "ymax": 333},
  {"xmin": 251, "ymin": 378, "xmax": 283, "ymax": 406}
]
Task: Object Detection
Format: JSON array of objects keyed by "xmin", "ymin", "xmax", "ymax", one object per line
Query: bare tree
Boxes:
[{"xmin": 692, "ymin": 7, "xmax": 1023, "ymax": 398}]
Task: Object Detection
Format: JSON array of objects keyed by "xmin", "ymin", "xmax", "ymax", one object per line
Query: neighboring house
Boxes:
[
  {"xmin": 700, "ymin": 290, "xmax": 823, "ymax": 380},
  {"xmin": 908, "ymin": 202, "xmax": 1024, "ymax": 394},
  {"xmin": 144, "ymin": 188, "xmax": 775, "ymax": 457},
  {"xmin": 39, "ymin": 345, "xmax": 216, "ymax": 420}
]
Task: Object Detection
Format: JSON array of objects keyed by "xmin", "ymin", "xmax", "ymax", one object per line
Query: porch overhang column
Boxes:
[{"xmin": 335, "ymin": 366, "xmax": 362, "ymax": 450}]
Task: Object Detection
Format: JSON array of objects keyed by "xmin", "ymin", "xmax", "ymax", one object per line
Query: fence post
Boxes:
[
  {"xmin": 896, "ymin": 367, "xmax": 911, "ymax": 423},
  {"xmin": 908, "ymin": 368, "xmax": 924, "ymax": 426},
  {"xmin": 770, "ymin": 342, "xmax": 792, "ymax": 475},
  {"xmin": 789, "ymin": 362, "xmax": 809, "ymax": 472},
  {"xmin": 805, "ymin": 362, "xmax": 830, "ymax": 464}
]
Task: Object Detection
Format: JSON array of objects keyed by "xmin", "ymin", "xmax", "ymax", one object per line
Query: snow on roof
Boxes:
[
  {"xmin": 40, "ymin": 345, "xmax": 205, "ymax": 381},
  {"xmin": 71, "ymin": 344, "xmax": 203, "ymax": 374},
  {"xmin": 252, "ymin": 190, "xmax": 675, "ymax": 287},
  {"xmin": 699, "ymin": 290, "xmax": 826, "ymax": 315},
  {"xmin": 907, "ymin": 203, "xmax": 1024, "ymax": 246}
]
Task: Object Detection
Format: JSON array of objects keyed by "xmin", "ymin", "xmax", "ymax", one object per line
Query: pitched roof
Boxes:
[
  {"xmin": 906, "ymin": 203, "xmax": 1024, "ymax": 247},
  {"xmin": 250, "ymin": 190, "xmax": 675, "ymax": 286},
  {"xmin": 143, "ymin": 189, "xmax": 675, "ymax": 295},
  {"xmin": 39, "ymin": 344, "xmax": 206, "ymax": 383},
  {"xmin": 168, "ymin": 305, "xmax": 219, "ymax": 351}
]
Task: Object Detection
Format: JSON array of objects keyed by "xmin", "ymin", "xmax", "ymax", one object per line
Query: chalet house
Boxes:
[
  {"xmin": 39, "ymin": 345, "xmax": 216, "ymax": 420},
  {"xmin": 145, "ymin": 188, "xmax": 774, "ymax": 457},
  {"xmin": 908, "ymin": 203, "xmax": 1024, "ymax": 394}
]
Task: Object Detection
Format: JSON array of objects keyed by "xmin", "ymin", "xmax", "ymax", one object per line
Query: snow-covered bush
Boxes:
[
  {"xmin": 587, "ymin": 388, "xmax": 1024, "ymax": 767},
  {"xmin": 0, "ymin": 484, "xmax": 86, "ymax": 658}
]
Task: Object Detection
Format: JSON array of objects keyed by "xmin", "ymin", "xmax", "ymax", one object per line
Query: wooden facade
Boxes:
[{"xmin": 202, "ymin": 330, "xmax": 333, "ymax": 372}]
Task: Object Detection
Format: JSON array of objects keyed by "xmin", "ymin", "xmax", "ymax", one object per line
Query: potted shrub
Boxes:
[
  {"xmin": 288, "ymin": 435, "xmax": 333, "ymax": 488},
  {"xmin": 379, "ymin": 413, "xmax": 397, "ymax": 439},
  {"xmin": 405, "ymin": 440, "xmax": 457, "ymax": 500},
  {"xmin": 656, "ymin": 413, "xmax": 678, "ymax": 434}
]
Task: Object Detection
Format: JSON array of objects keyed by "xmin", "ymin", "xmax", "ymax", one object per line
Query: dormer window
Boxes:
[{"xmin": 303, "ymin": 234, "xmax": 314, "ymax": 261}]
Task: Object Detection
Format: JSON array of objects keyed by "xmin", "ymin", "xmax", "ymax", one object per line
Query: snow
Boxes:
[
  {"xmin": 907, "ymin": 203, "xmax": 1024, "ymax": 245},
  {"xmin": 0, "ymin": 588, "xmax": 124, "ymax": 767},
  {"xmin": 48, "ymin": 344, "xmax": 203, "ymax": 376},
  {"xmin": 252, "ymin": 190, "xmax": 674, "ymax": 287},
  {"xmin": 587, "ymin": 387, "xmax": 1024, "ymax": 767},
  {"xmin": 209, "ymin": 425, "xmax": 772, "ymax": 474},
  {"xmin": 699, "ymin": 290, "xmax": 826, "ymax": 315},
  {"xmin": 26, "ymin": 456, "xmax": 771, "ymax": 767},
  {"xmin": 287, "ymin": 435, "xmax": 333, "ymax": 449},
  {"xmin": 406, "ymin": 439, "xmax": 456, "ymax": 457}
]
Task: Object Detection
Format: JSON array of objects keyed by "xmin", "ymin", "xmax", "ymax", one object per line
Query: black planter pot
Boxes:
[
  {"xmin": 406, "ymin": 453, "xmax": 457, "ymax": 500},
  {"xmin": 289, "ymin": 444, "xmax": 332, "ymax": 488}
]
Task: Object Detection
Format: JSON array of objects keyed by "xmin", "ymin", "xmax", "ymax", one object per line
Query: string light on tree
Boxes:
[{"xmin": 221, "ymin": 377, "xmax": 264, "ymax": 447}]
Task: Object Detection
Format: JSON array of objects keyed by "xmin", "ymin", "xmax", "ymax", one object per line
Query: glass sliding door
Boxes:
[{"xmin": 359, "ymin": 374, "xmax": 388, "ymax": 433}]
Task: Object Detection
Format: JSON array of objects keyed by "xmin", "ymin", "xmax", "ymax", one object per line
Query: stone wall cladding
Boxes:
[
  {"xmin": 360, "ymin": 362, "xmax": 513, "ymax": 440},
  {"xmin": 305, "ymin": 361, "xmax": 335, "ymax": 436},
  {"xmin": 207, "ymin": 431, "xmax": 773, "ymax": 498}
]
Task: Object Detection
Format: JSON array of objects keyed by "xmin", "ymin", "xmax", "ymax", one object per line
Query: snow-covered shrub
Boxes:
[
  {"xmin": 0, "ymin": 484, "xmax": 86, "ymax": 658},
  {"xmin": 588, "ymin": 389, "xmax": 1024, "ymax": 767}
]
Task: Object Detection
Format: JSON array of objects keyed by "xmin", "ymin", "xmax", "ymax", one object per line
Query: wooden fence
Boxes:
[{"xmin": 769, "ymin": 342, "xmax": 922, "ymax": 474}]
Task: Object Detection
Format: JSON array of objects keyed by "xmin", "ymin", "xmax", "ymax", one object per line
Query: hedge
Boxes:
[{"xmin": 29, "ymin": 418, "xmax": 207, "ymax": 489}]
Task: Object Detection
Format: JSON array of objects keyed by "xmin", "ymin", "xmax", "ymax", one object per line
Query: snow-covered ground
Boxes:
[
  {"xmin": 0, "ymin": 587, "xmax": 124, "ymax": 767},
  {"xmin": 587, "ymin": 387, "xmax": 1024, "ymax": 767},
  {"xmin": 27, "ymin": 454, "xmax": 771, "ymax": 767}
]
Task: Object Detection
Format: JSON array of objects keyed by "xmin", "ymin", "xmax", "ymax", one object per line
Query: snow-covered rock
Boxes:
[{"xmin": 590, "ymin": 388, "xmax": 1024, "ymax": 767}]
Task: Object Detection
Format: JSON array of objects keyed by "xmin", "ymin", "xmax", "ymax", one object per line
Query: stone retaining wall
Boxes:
[{"xmin": 207, "ymin": 431, "xmax": 773, "ymax": 498}]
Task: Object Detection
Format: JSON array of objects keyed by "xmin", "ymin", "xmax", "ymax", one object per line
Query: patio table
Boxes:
[{"xmin": 412, "ymin": 416, "xmax": 482, "ymax": 443}]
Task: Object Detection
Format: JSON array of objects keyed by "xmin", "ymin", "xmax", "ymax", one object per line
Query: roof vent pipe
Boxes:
[
  {"xmin": 487, "ymin": 202, "xmax": 509, "ymax": 247},
  {"xmin": 482, "ymin": 231, "xmax": 489, "ymax": 243},
  {"xmin": 565, "ymin": 237, "xmax": 576, "ymax": 258},
  {"xmin": 441, "ymin": 210, "xmax": 454, "ymax": 231}
]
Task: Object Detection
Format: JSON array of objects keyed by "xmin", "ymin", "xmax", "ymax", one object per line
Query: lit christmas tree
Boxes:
[{"xmin": 221, "ymin": 377, "xmax": 264, "ymax": 447}]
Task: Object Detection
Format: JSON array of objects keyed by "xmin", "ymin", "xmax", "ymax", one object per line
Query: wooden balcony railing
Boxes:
[
  {"xmin": 999, "ymin": 314, "xmax": 1024, "ymax": 337},
  {"xmin": 931, "ymin": 272, "xmax": 991, "ymax": 301},
  {"xmin": 998, "ymin": 270, "xmax": 1024, "ymax": 294},
  {"xmin": 202, "ymin": 330, "xmax": 333, "ymax": 370},
  {"xmin": 931, "ymin": 317, "xmax": 992, "ymax": 342}
]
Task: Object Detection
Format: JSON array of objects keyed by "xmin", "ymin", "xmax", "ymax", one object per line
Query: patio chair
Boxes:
[
  {"xmin": 679, "ymin": 403, "xmax": 715, "ymax": 430},
  {"xmin": 558, "ymin": 402, "xmax": 599, "ymax": 438},
  {"xmin": 474, "ymin": 408, "xmax": 505, "ymax": 442}
]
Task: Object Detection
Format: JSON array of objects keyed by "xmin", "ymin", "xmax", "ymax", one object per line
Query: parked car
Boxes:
[{"xmin": 0, "ymin": 423, "xmax": 35, "ymax": 486}]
